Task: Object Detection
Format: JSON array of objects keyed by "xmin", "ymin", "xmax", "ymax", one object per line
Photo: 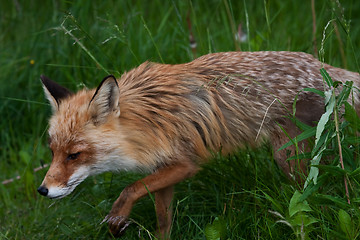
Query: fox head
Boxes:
[{"xmin": 37, "ymin": 75, "xmax": 137, "ymax": 199}]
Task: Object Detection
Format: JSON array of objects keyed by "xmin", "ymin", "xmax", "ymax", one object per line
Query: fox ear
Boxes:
[
  {"xmin": 41, "ymin": 75, "xmax": 72, "ymax": 112},
  {"xmin": 89, "ymin": 75, "xmax": 120, "ymax": 125}
]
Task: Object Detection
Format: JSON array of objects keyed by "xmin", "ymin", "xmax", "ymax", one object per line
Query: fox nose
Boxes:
[{"xmin": 37, "ymin": 185, "xmax": 49, "ymax": 196}]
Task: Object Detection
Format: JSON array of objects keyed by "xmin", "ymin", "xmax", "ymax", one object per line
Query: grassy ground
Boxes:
[{"xmin": 0, "ymin": 0, "xmax": 359, "ymax": 239}]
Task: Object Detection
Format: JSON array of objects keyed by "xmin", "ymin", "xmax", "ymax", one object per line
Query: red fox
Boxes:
[{"xmin": 37, "ymin": 51, "xmax": 359, "ymax": 238}]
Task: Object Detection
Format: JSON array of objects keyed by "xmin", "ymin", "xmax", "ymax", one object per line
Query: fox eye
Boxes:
[{"xmin": 67, "ymin": 152, "xmax": 81, "ymax": 160}]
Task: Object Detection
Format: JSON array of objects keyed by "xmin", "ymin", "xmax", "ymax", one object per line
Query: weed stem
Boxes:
[{"xmin": 333, "ymin": 89, "xmax": 351, "ymax": 204}]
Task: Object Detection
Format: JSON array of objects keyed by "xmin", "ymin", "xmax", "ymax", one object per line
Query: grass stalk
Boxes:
[
  {"xmin": 223, "ymin": 0, "xmax": 240, "ymax": 51},
  {"xmin": 333, "ymin": 89, "xmax": 351, "ymax": 204},
  {"xmin": 141, "ymin": 16, "xmax": 164, "ymax": 63},
  {"xmin": 59, "ymin": 14, "xmax": 110, "ymax": 75},
  {"xmin": 311, "ymin": 0, "xmax": 318, "ymax": 57}
]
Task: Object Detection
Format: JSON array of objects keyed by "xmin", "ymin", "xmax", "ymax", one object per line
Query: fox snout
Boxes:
[
  {"xmin": 36, "ymin": 182, "xmax": 68, "ymax": 199},
  {"xmin": 36, "ymin": 183, "xmax": 68, "ymax": 199},
  {"xmin": 37, "ymin": 165, "xmax": 91, "ymax": 199},
  {"xmin": 37, "ymin": 183, "xmax": 68, "ymax": 199}
]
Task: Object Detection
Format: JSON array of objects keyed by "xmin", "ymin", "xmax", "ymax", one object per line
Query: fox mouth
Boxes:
[
  {"xmin": 43, "ymin": 184, "xmax": 78, "ymax": 199},
  {"xmin": 40, "ymin": 180, "xmax": 84, "ymax": 199},
  {"xmin": 50, "ymin": 196, "xmax": 63, "ymax": 200}
]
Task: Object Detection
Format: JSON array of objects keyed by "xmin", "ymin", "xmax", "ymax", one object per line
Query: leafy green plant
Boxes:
[
  {"xmin": 204, "ymin": 216, "xmax": 228, "ymax": 240},
  {"xmin": 338, "ymin": 209, "xmax": 357, "ymax": 240},
  {"xmin": 270, "ymin": 190, "xmax": 317, "ymax": 240},
  {"xmin": 277, "ymin": 67, "xmax": 360, "ymax": 239}
]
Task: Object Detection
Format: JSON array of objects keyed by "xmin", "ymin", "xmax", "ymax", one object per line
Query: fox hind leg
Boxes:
[
  {"xmin": 271, "ymin": 123, "xmax": 308, "ymax": 183},
  {"xmin": 155, "ymin": 185, "xmax": 174, "ymax": 239}
]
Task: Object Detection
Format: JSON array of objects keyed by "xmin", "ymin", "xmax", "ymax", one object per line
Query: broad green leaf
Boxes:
[
  {"xmin": 314, "ymin": 90, "xmax": 334, "ymax": 147},
  {"xmin": 332, "ymin": 81, "xmax": 342, "ymax": 88},
  {"xmin": 314, "ymin": 194, "xmax": 350, "ymax": 209},
  {"xmin": 320, "ymin": 68, "xmax": 333, "ymax": 87},
  {"xmin": 205, "ymin": 217, "xmax": 226, "ymax": 240},
  {"xmin": 311, "ymin": 130, "xmax": 332, "ymax": 157},
  {"xmin": 289, "ymin": 191, "xmax": 312, "ymax": 217},
  {"xmin": 287, "ymin": 115, "xmax": 312, "ymax": 131},
  {"xmin": 324, "ymin": 89, "xmax": 332, "ymax": 105},
  {"xmin": 205, "ymin": 223, "xmax": 221, "ymax": 240},
  {"xmin": 338, "ymin": 209, "xmax": 354, "ymax": 239},
  {"xmin": 290, "ymin": 213, "xmax": 318, "ymax": 227},
  {"xmin": 304, "ymin": 144, "xmax": 326, "ymax": 189},
  {"xmin": 302, "ymin": 87, "xmax": 325, "ymax": 97},
  {"xmin": 315, "ymin": 165, "xmax": 347, "ymax": 176},
  {"xmin": 277, "ymin": 126, "xmax": 316, "ymax": 151}
]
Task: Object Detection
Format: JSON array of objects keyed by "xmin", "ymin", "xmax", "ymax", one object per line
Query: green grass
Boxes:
[{"xmin": 0, "ymin": 0, "xmax": 359, "ymax": 239}]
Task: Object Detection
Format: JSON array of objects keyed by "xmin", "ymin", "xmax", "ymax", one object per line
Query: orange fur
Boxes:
[{"xmin": 38, "ymin": 52, "xmax": 360, "ymax": 238}]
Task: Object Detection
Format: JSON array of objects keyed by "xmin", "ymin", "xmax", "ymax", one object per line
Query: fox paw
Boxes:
[{"xmin": 101, "ymin": 215, "xmax": 131, "ymax": 236}]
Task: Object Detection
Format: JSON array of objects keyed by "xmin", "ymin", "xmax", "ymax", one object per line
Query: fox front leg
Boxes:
[
  {"xmin": 102, "ymin": 189, "xmax": 134, "ymax": 236},
  {"xmin": 103, "ymin": 160, "xmax": 199, "ymax": 237}
]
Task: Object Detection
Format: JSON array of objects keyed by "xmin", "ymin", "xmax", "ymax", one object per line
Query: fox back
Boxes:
[{"xmin": 38, "ymin": 51, "xmax": 360, "ymax": 237}]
